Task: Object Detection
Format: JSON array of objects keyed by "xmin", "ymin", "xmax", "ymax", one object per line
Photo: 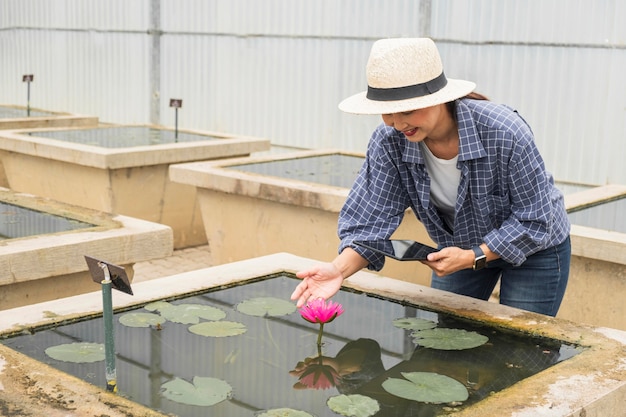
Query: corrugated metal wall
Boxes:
[{"xmin": 1, "ymin": 0, "xmax": 624, "ymax": 185}]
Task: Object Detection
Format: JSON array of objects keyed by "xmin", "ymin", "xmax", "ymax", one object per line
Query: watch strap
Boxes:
[
  {"xmin": 471, "ymin": 246, "xmax": 484, "ymax": 259},
  {"xmin": 471, "ymin": 246, "xmax": 487, "ymax": 270}
]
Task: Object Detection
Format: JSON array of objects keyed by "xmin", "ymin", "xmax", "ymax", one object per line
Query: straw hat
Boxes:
[{"xmin": 338, "ymin": 38, "xmax": 476, "ymax": 115}]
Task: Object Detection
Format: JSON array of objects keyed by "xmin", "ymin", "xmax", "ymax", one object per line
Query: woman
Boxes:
[{"xmin": 291, "ymin": 38, "xmax": 570, "ymax": 317}]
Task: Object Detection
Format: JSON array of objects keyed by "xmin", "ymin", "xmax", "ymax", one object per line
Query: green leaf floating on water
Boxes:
[
  {"xmin": 45, "ymin": 342, "xmax": 105, "ymax": 363},
  {"xmin": 189, "ymin": 321, "xmax": 247, "ymax": 337},
  {"xmin": 411, "ymin": 328, "xmax": 489, "ymax": 350},
  {"xmin": 145, "ymin": 301, "xmax": 226, "ymax": 324},
  {"xmin": 161, "ymin": 376, "xmax": 232, "ymax": 406},
  {"xmin": 236, "ymin": 297, "xmax": 296, "ymax": 317},
  {"xmin": 392, "ymin": 317, "xmax": 437, "ymax": 331},
  {"xmin": 144, "ymin": 301, "xmax": 171, "ymax": 311},
  {"xmin": 119, "ymin": 312, "xmax": 166, "ymax": 328},
  {"xmin": 382, "ymin": 372, "xmax": 468, "ymax": 404},
  {"xmin": 327, "ymin": 394, "xmax": 380, "ymax": 417},
  {"xmin": 256, "ymin": 408, "xmax": 314, "ymax": 417}
]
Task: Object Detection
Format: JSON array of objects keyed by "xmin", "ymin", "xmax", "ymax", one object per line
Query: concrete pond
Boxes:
[
  {"xmin": 0, "ymin": 187, "xmax": 173, "ymax": 310},
  {"xmin": 0, "ymin": 124, "xmax": 270, "ymax": 248},
  {"xmin": 0, "ymin": 253, "xmax": 624, "ymax": 416},
  {"xmin": 169, "ymin": 149, "xmax": 437, "ymax": 286}
]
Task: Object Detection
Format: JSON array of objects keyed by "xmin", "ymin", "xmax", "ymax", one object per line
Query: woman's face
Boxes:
[{"xmin": 381, "ymin": 104, "xmax": 449, "ymax": 143}]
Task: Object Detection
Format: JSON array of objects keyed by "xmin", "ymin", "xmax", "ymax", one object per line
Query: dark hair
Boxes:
[
  {"xmin": 447, "ymin": 91, "xmax": 489, "ymax": 117},
  {"xmin": 464, "ymin": 92, "xmax": 489, "ymax": 101}
]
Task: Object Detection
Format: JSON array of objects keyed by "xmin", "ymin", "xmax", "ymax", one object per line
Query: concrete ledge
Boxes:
[
  {"xmin": 169, "ymin": 148, "xmax": 354, "ymax": 211},
  {"xmin": 0, "ymin": 125, "xmax": 271, "ymax": 169}
]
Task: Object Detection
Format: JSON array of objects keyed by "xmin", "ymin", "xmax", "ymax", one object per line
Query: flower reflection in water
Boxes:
[
  {"xmin": 290, "ymin": 355, "xmax": 342, "ymax": 390},
  {"xmin": 289, "ymin": 338, "xmax": 385, "ymax": 392}
]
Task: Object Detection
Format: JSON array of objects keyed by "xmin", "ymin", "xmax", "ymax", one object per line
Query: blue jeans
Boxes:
[{"xmin": 431, "ymin": 237, "xmax": 571, "ymax": 317}]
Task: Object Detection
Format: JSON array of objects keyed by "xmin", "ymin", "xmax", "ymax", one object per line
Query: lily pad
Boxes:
[
  {"xmin": 146, "ymin": 301, "xmax": 226, "ymax": 324},
  {"xmin": 392, "ymin": 317, "xmax": 437, "ymax": 331},
  {"xmin": 327, "ymin": 394, "xmax": 380, "ymax": 417},
  {"xmin": 189, "ymin": 321, "xmax": 247, "ymax": 337},
  {"xmin": 119, "ymin": 312, "xmax": 166, "ymax": 328},
  {"xmin": 411, "ymin": 328, "xmax": 488, "ymax": 350},
  {"xmin": 236, "ymin": 297, "xmax": 296, "ymax": 317},
  {"xmin": 144, "ymin": 301, "xmax": 172, "ymax": 312},
  {"xmin": 382, "ymin": 372, "xmax": 468, "ymax": 404},
  {"xmin": 45, "ymin": 342, "xmax": 105, "ymax": 363},
  {"xmin": 161, "ymin": 376, "xmax": 232, "ymax": 406},
  {"xmin": 256, "ymin": 408, "xmax": 314, "ymax": 417}
]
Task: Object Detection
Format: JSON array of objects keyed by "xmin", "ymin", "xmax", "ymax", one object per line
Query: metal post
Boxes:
[
  {"xmin": 169, "ymin": 99, "xmax": 182, "ymax": 143},
  {"xmin": 174, "ymin": 107, "xmax": 179, "ymax": 142},
  {"xmin": 22, "ymin": 74, "xmax": 34, "ymax": 117},
  {"xmin": 99, "ymin": 262, "xmax": 117, "ymax": 393},
  {"xmin": 26, "ymin": 82, "xmax": 31, "ymax": 117}
]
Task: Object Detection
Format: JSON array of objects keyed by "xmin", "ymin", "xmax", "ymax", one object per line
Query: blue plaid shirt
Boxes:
[{"xmin": 339, "ymin": 99, "xmax": 570, "ymax": 270}]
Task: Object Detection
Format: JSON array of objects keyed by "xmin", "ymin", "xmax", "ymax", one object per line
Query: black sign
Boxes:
[{"xmin": 84, "ymin": 255, "xmax": 134, "ymax": 295}]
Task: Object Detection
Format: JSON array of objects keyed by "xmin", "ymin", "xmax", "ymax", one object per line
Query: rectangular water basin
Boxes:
[
  {"xmin": 0, "ymin": 253, "xmax": 624, "ymax": 416},
  {"xmin": 169, "ymin": 149, "xmax": 437, "ymax": 286},
  {"xmin": 0, "ymin": 104, "xmax": 98, "ymax": 130},
  {"xmin": 0, "ymin": 187, "xmax": 173, "ymax": 310},
  {"xmin": 1, "ymin": 201, "xmax": 94, "ymax": 240},
  {"xmin": 0, "ymin": 124, "xmax": 271, "ymax": 248}
]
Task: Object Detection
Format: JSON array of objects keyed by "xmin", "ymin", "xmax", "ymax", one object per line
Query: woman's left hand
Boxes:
[{"xmin": 422, "ymin": 246, "xmax": 474, "ymax": 276}]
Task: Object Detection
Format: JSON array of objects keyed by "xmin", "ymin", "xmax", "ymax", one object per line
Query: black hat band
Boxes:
[{"xmin": 366, "ymin": 72, "xmax": 448, "ymax": 102}]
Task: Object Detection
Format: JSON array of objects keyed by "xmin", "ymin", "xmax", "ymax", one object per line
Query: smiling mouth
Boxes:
[{"xmin": 403, "ymin": 128, "xmax": 418, "ymax": 137}]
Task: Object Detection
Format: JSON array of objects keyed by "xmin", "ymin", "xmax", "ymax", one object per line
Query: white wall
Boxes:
[{"xmin": 1, "ymin": 0, "xmax": 624, "ymax": 185}]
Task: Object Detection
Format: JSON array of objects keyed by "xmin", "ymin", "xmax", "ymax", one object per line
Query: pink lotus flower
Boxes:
[{"xmin": 299, "ymin": 298, "xmax": 345, "ymax": 324}]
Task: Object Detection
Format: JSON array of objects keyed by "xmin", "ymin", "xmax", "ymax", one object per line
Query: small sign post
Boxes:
[
  {"xmin": 169, "ymin": 99, "xmax": 183, "ymax": 142},
  {"xmin": 84, "ymin": 255, "xmax": 134, "ymax": 393},
  {"xmin": 22, "ymin": 74, "xmax": 34, "ymax": 116}
]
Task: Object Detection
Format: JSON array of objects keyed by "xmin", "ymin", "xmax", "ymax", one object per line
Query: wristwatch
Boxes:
[{"xmin": 471, "ymin": 246, "xmax": 487, "ymax": 271}]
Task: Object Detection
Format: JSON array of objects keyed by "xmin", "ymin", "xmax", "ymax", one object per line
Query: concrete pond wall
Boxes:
[
  {"xmin": 0, "ymin": 124, "xmax": 270, "ymax": 248},
  {"xmin": 0, "ymin": 104, "xmax": 98, "ymax": 130},
  {"xmin": 0, "ymin": 187, "xmax": 173, "ymax": 310},
  {"xmin": 0, "ymin": 253, "xmax": 624, "ymax": 416},
  {"xmin": 561, "ymin": 184, "xmax": 626, "ymax": 331},
  {"xmin": 170, "ymin": 151, "xmax": 626, "ymax": 331}
]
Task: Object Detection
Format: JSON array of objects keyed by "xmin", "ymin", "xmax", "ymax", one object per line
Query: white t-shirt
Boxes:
[{"xmin": 420, "ymin": 142, "xmax": 460, "ymax": 229}]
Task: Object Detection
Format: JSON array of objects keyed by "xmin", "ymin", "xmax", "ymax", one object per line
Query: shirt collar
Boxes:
[
  {"xmin": 401, "ymin": 139, "xmax": 422, "ymax": 164},
  {"xmin": 456, "ymin": 99, "xmax": 487, "ymax": 161}
]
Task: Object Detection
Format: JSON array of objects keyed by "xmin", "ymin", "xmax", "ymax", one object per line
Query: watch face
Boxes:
[{"xmin": 473, "ymin": 256, "xmax": 487, "ymax": 270}]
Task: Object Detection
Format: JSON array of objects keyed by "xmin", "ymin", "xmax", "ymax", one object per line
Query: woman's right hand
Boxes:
[
  {"xmin": 291, "ymin": 247, "xmax": 370, "ymax": 308},
  {"xmin": 291, "ymin": 263, "xmax": 345, "ymax": 308}
]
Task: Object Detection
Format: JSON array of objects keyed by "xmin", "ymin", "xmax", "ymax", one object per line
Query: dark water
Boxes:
[
  {"xmin": 32, "ymin": 126, "xmax": 223, "ymax": 148},
  {"xmin": 1, "ymin": 275, "xmax": 581, "ymax": 417},
  {"xmin": 0, "ymin": 106, "xmax": 53, "ymax": 118},
  {"xmin": 0, "ymin": 201, "xmax": 95, "ymax": 240},
  {"xmin": 229, "ymin": 154, "xmax": 365, "ymax": 188}
]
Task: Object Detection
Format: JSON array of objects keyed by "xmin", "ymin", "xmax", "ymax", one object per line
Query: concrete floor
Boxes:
[{"xmin": 132, "ymin": 244, "xmax": 212, "ymax": 283}]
